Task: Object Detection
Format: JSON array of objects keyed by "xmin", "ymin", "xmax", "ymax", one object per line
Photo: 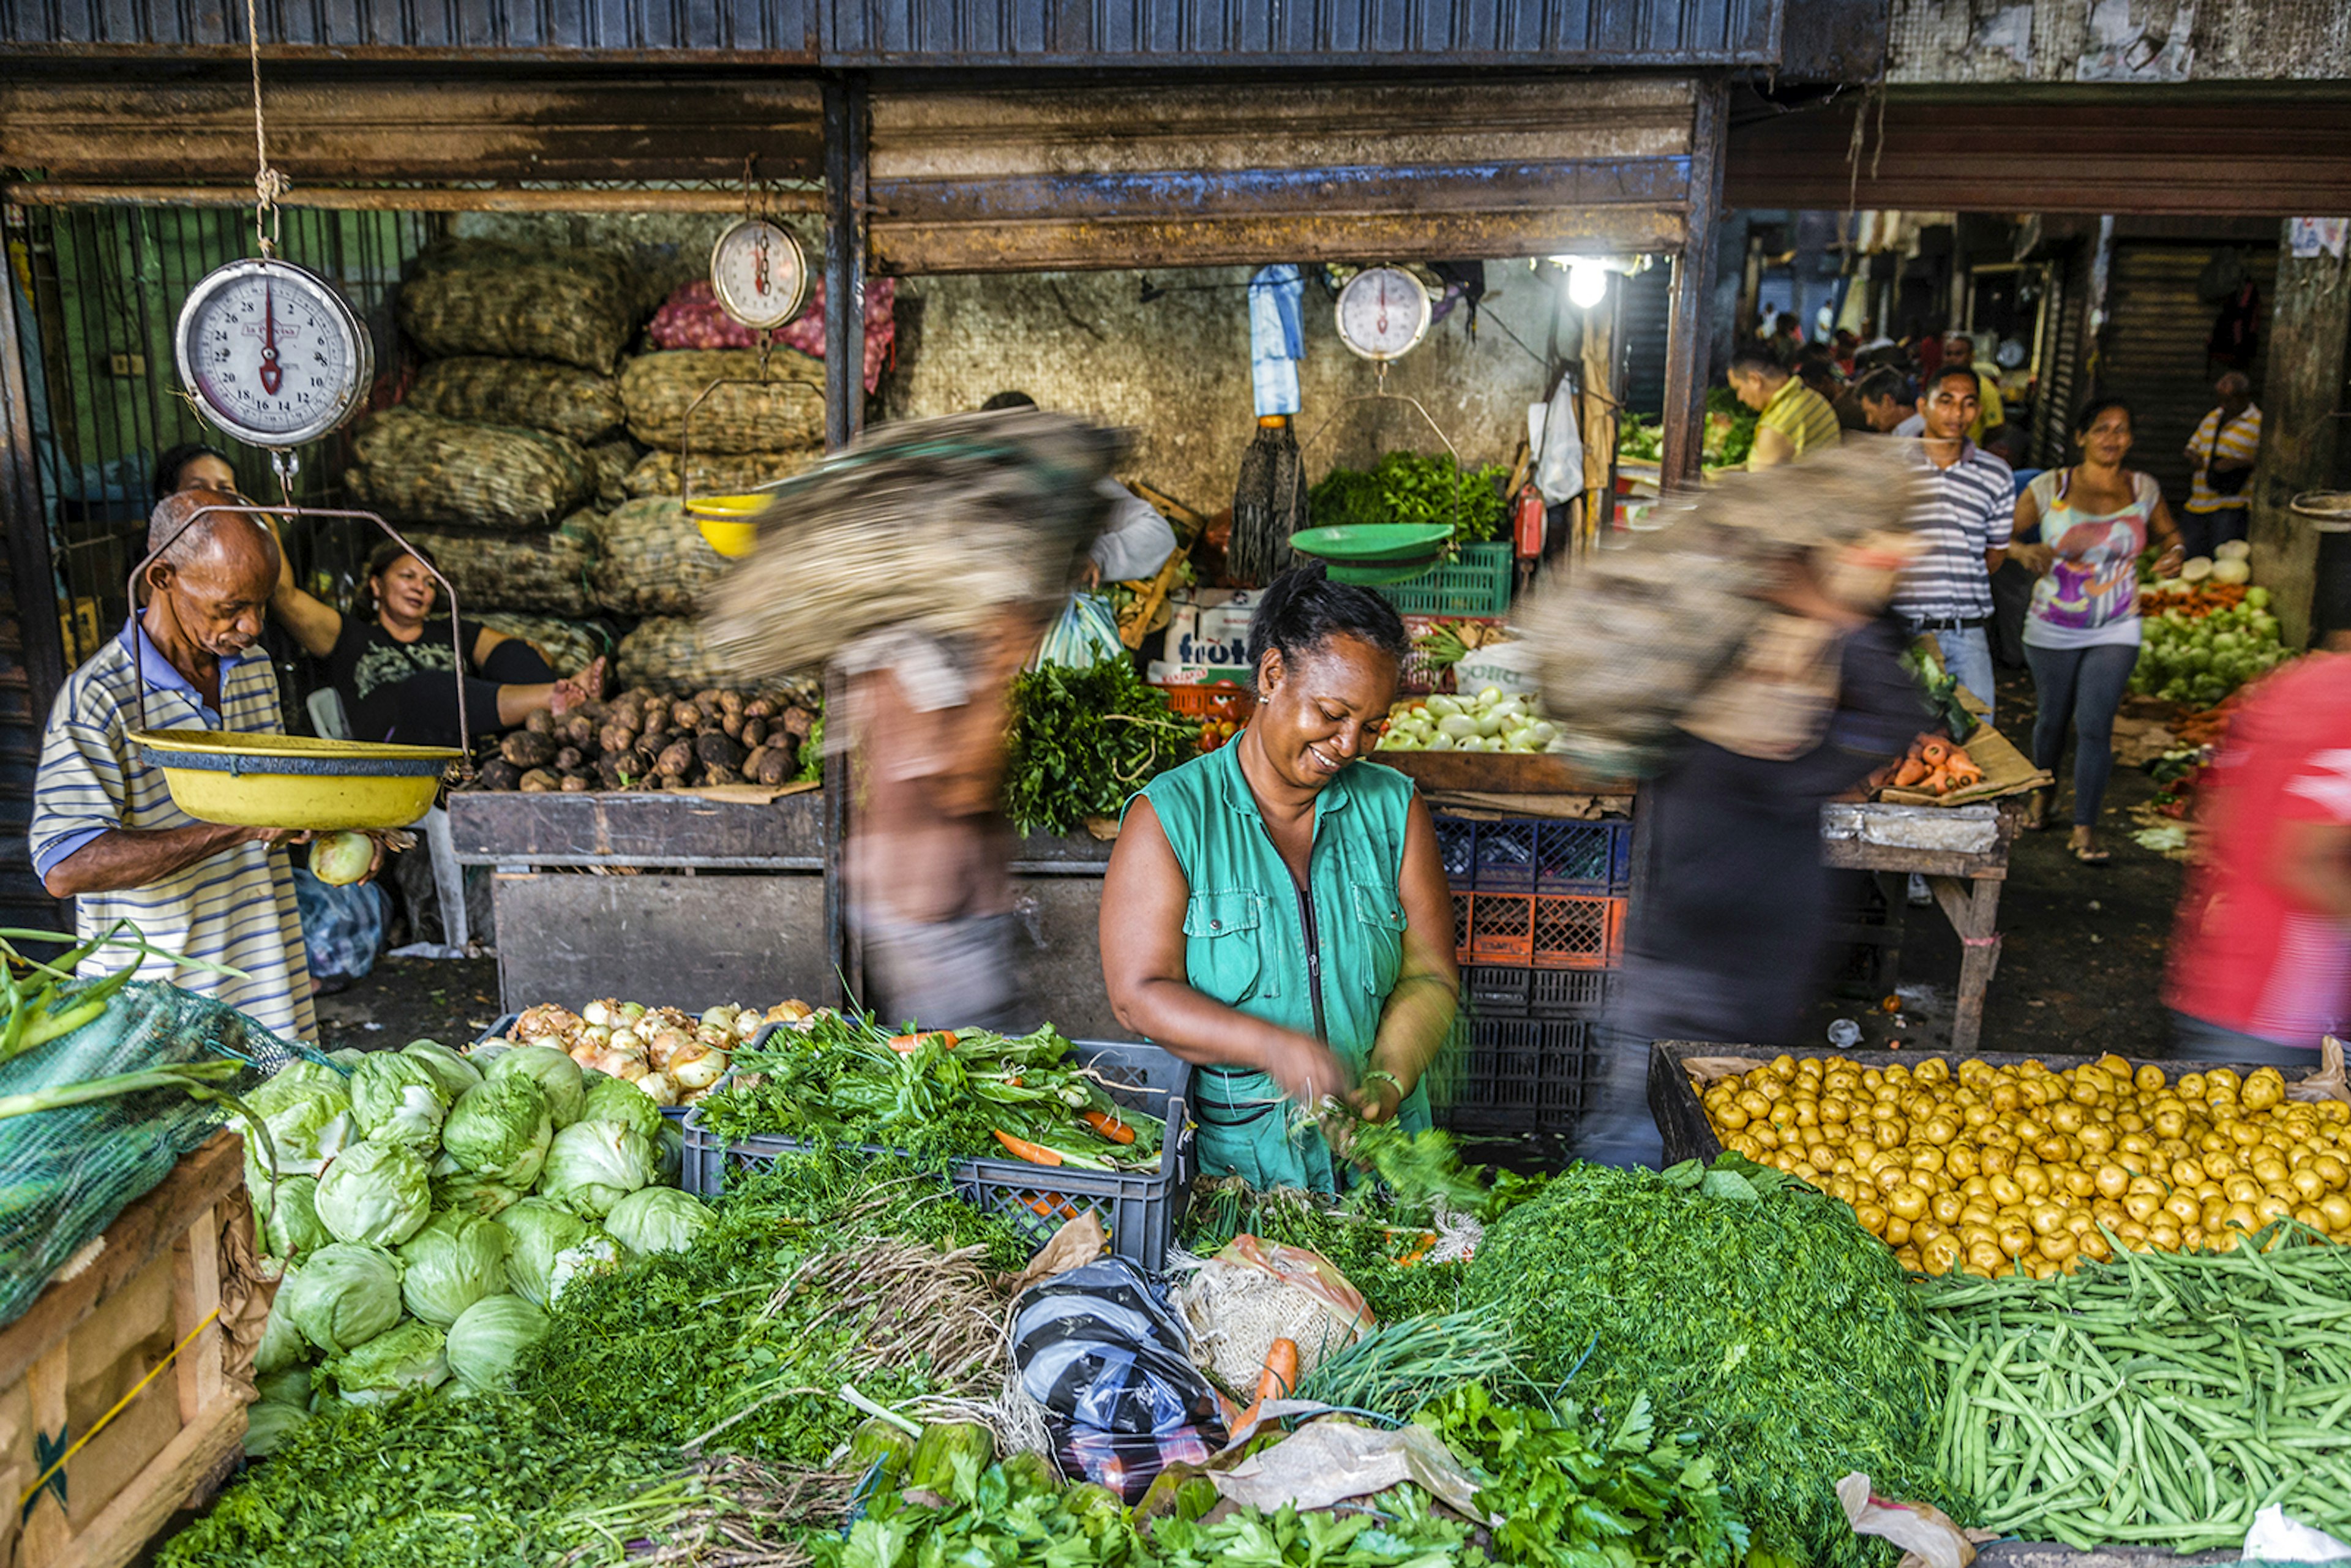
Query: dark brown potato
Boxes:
[
  {"xmin": 696, "ymin": 732, "xmax": 747, "ymax": 771},
  {"xmin": 717, "ymin": 690, "xmax": 746, "ymax": 718},
  {"xmin": 655, "ymin": 740, "xmax": 696, "ymax": 779},
  {"xmin": 553, "ymin": 746, "xmax": 584, "ymax": 773},
  {"xmin": 779, "ymin": 707, "xmax": 815, "ymax": 741},
  {"xmin": 743, "ymin": 697, "xmax": 777, "ymax": 721},
  {"xmin": 478, "ymin": 757, "xmax": 523, "ymax": 792},
  {"xmin": 694, "ymin": 688, "xmax": 725, "ymax": 710},
  {"xmin": 596, "ymin": 756, "xmax": 631, "ymax": 789},
  {"xmin": 560, "ymin": 774, "xmax": 592, "ymax": 792},
  {"xmin": 525, "ymin": 708, "xmax": 557, "ymax": 737},
  {"xmin": 501, "ymin": 730, "xmax": 557, "ymax": 768},
  {"xmin": 518, "ymin": 768, "xmax": 560, "ymax": 792},
  {"xmin": 740, "ymin": 717, "xmax": 768, "ymax": 750},
  {"xmin": 751, "ymin": 748, "xmax": 794, "ymax": 787},
  {"xmin": 703, "ymin": 763, "xmax": 741, "ymax": 786},
  {"xmin": 560, "ymin": 713, "xmax": 596, "ymax": 749},
  {"xmin": 599, "ymin": 723, "xmax": 638, "ymax": 758},
  {"xmin": 672, "ymin": 702, "xmax": 705, "ymax": 731}
]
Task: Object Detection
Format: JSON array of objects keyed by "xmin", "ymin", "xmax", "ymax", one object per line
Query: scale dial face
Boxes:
[
  {"xmin": 1335, "ymin": 266, "xmax": 1433, "ymax": 362},
  {"xmin": 175, "ymin": 258, "xmax": 372, "ymax": 449},
  {"xmin": 710, "ymin": 218, "xmax": 809, "ymax": 331}
]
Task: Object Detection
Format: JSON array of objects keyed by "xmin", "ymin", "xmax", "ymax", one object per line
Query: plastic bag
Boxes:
[
  {"xmin": 1010, "ymin": 1258, "xmax": 1228, "ymax": 1502},
  {"xmin": 1032, "ymin": 595, "xmax": 1128, "ymax": 672},
  {"xmin": 1175, "ymin": 1236, "xmax": 1371, "ymax": 1395}
]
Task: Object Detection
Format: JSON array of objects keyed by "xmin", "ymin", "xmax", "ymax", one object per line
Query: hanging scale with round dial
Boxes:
[
  {"xmin": 710, "ymin": 217, "xmax": 809, "ymax": 331},
  {"xmin": 174, "ymin": 257, "xmax": 373, "ymax": 451},
  {"xmin": 1334, "ymin": 266, "xmax": 1433, "ymax": 362}
]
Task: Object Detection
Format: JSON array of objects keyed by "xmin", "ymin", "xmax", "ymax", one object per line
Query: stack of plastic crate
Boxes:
[{"xmin": 1427, "ymin": 814, "xmax": 1631, "ymax": 1137}]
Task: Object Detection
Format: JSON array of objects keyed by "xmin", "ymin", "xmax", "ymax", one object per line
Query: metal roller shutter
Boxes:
[
  {"xmin": 2099, "ymin": 244, "xmax": 2273, "ymax": 513},
  {"xmin": 2031, "ymin": 244, "xmax": 2090, "ymax": 471}
]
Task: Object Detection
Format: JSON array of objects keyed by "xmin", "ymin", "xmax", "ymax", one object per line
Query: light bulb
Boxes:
[{"xmin": 1567, "ymin": 259, "xmax": 1608, "ymax": 310}]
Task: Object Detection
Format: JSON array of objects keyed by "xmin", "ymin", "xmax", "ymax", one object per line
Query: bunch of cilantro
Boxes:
[{"xmin": 1464, "ymin": 1158, "xmax": 1951, "ymax": 1568}]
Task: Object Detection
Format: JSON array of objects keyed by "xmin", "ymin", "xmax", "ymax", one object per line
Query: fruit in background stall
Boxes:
[
  {"xmin": 1378, "ymin": 686, "xmax": 1559, "ymax": 754},
  {"xmin": 310, "ymin": 831, "xmax": 376, "ymax": 887}
]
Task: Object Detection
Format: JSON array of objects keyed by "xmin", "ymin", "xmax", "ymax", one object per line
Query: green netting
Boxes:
[{"xmin": 0, "ymin": 981, "xmax": 341, "ymax": 1329}]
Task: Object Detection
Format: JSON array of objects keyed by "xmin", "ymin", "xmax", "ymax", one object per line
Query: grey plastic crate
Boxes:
[
  {"xmin": 476, "ymin": 1012, "xmax": 690, "ymax": 1122},
  {"xmin": 681, "ymin": 1039, "xmax": 1194, "ymax": 1269},
  {"xmin": 1429, "ymin": 1013, "xmax": 1607, "ymax": 1138}
]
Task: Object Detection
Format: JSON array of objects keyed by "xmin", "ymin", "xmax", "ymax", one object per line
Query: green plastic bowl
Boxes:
[
  {"xmin": 1289, "ymin": 523, "xmax": 1455, "ymax": 563},
  {"xmin": 1325, "ymin": 557, "xmax": 1447, "ymax": 586}
]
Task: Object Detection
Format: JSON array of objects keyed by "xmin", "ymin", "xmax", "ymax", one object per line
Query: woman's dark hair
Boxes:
[
  {"xmin": 356, "ymin": 538, "xmax": 441, "ymax": 621},
  {"xmin": 151, "ymin": 441, "xmax": 234, "ymax": 501},
  {"xmin": 2072, "ymin": 396, "xmax": 2134, "ymax": 437},
  {"xmin": 1245, "ymin": 560, "xmax": 1409, "ymax": 680}
]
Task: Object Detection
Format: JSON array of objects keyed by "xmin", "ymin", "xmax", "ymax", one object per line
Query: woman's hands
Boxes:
[
  {"xmin": 2010, "ymin": 541, "xmax": 2058, "ymax": 576},
  {"xmin": 1262, "ymin": 1029, "xmax": 1353, "ymax": 1109}
]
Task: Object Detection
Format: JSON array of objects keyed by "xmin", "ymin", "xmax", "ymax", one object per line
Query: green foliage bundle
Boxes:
[
  {"xmin": 1004, "ymin": 657, "xmax": 1200, "ymax": 836},
  {"xmin": 1307, "ymin": 451, "xmax": 1512, "ymax": 543}
]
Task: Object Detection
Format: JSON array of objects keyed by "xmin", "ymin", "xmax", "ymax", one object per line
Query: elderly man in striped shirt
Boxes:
[
  {"xmin": 1891, "ymin": 362, "xmax": 2015, "ymax": 720},
  {"xmin": 30, "ymin": 488, "xmax": 318, "ymax": 1040}
]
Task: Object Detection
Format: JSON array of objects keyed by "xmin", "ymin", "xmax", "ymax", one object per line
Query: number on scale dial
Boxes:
[
  {"xmin": 1335, "ymin": 266, "xmax": 1433, "ymax": 362},
  {"xmin": 174, "ymin": 259, "xmax": 372, "ymax": 449},
  {"xmin": 709, "ymin": 218, "xmax": 809, "ymax": 331}
]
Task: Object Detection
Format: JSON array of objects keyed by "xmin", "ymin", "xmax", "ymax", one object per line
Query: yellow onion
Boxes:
[
  {"xmin": 636, "ymin": 1073, "xmax": 680, "ymax": 1106},
  {"xmin": 669, "ymin": 1043, "xmax": 729, "ymax": 1090}
]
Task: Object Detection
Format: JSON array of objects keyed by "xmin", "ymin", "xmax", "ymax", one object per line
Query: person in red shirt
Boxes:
[{"xmin": 2165, "ymin": 646, "xmax": 2351, "ymax": 1062}]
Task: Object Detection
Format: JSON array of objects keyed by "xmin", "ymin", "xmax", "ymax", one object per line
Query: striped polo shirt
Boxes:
[
  {"xmin": 1891, "ymin": 439, "xmax": 2015, "ymax": 624},
  {"xmin": 1750, "ymin": 376, "xmax": 1843, "ymax": 468},
  {"xmin": 2187, "ymin": 404, "xmax": 2261, "ymax": 513},
  {"xmin": 29, "ymin": 618, "xmax": 317, "ymax": 1041}
]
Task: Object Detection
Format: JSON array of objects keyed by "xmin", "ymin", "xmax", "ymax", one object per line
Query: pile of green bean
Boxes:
[{"xmin": 1923, "ymin": 1223, "xmax": 2351, "ymax": 1551}]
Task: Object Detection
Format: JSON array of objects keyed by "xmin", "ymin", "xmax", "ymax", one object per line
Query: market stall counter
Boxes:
[
  {"xmin": 447, "ymin": 787, "xmax": 830, "ymax": 1011},
  {"xmin": 1821, "ymin": 795, "xmax": 2027, "ymax": 1054}
]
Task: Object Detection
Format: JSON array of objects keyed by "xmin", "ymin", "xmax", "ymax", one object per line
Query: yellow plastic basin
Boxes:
[
  {"xmin": 129, "ymin": 730, "xmax": 460, "ymax": 830},
  {"xmin": 687, "ymin": 494, "xmax": 766, "ymax": 558}
]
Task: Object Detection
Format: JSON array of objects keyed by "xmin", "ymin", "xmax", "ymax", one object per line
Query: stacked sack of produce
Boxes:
[
  {"xmin": 615, "ymin": 347, "xmax": 827, "ymax": 501},
  {"xmin": 646, "ymin": 274, "xmax": 899, "ymax": 394},
  {"xmin": 244, "ymin": 1037, "xmax": 705, "ymax": 1454},
  {"xmin": 342, "ymin": 239, "xmax": 662, "ymax": 678}
]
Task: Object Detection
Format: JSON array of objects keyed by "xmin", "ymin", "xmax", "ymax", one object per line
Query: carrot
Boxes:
[
  {"xmin": 1944, "ymin": 746, "xmax": 1974, "ymax": 771},
  {"xmin": 1919, "ymin": 740, "xmax": 1949, "ymax": 767},
  {"xmin": 1079, "ymin": 1107, "xmax": 1136, "ymax": 1145},
  {"xmin": 994, "ymin": 1129, "xmax": 1063, "ymax": 1166},
  {"xmin": 1236, "ymin": 1337, "xmax": 1299, "ymax": 1431},
  {"xmin": 1892, "ymin": 758, "xmax": 1930, "ymax": 788},
  {"xmin": 888, "ymin": 1030, "xmax": 959, "ymax": 1054}
]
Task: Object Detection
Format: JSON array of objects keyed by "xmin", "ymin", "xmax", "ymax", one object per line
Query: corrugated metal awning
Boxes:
[{"xmin": 869, "ymin": 77, "xmax": 1700, "ymax": 274}]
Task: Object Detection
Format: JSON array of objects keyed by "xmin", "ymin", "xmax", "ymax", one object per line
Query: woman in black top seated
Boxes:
[{"xmin": 270, "ymin": 538, "xmax": 603, "ymax": 748}]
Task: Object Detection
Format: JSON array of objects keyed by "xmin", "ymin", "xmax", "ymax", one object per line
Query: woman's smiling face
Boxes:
[{"xmin": 1255, "ymin": 632, "xmax": 1400, "ymax": 792}]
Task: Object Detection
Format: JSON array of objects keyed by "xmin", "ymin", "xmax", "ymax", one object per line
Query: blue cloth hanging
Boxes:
[{"xmin": 1248, "ymin": 265, "xmax": 1304, "ymax": 419}]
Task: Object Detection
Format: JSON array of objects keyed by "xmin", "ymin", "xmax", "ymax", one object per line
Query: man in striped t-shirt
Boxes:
[
  {"xmin": 31, "ymin": 490, "xmax": 316, "ymax": 1040},
  {"xmin": 1890, "ymin": 364, "xmax": 2015, "ymax": 723},
  {"xmin": 2184, "ymin": 372, "xmax": 2261, "ymax": 556}
]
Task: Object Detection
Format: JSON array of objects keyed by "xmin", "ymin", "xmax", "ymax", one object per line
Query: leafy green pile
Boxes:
[
  {"xmin": 1420, "ymin": 1383, "xmax": 1750, "ymax": 1568},
  {"xmin": 514, "ymin": 1150, "xmax": 1029, "ymax": 1466},
  {"xmin": 1307, "ymin": 451, "xmax": 1511, "ymax": 542},
  {"xmin": 1463, "ymin": 1158, "xmax": 1951, "ymax": 1568},
  {"xmin": 1183, "ymin": 1182, "xmax": 1466, "ymax": 1324},
  {"xmin": 160, "ymin": 1394, "xmax": 689, "ymax": 1568},
  {"xmin": 690, "ymin": 1014, "xmax": 1163, "ymax": 1171},
  {"xmin": 1704, "ymin": 386, "xmax": 1758, "ymax": 468},
  {"xmin": 1005, "ymin": 657, "xmax": 1201, "ymax": 836}
]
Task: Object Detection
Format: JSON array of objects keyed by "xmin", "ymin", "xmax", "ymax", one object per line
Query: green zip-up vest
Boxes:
[{"xmin": 1136, "ymin": 738, "xmax": 1431, "ymax": 1192}]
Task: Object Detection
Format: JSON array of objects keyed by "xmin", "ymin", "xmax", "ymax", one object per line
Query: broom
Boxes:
[{"xmin": 1229, "ymin": 414, "xmax": 1305, "ymax": 588}]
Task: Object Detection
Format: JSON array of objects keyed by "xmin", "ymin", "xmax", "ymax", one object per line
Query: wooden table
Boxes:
[{"xmin": 1818, "ymin": 796, "xmax": 2028, "ymax": 1053}]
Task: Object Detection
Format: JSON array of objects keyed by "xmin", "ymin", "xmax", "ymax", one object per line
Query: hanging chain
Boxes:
[{"xmin": 246, "ymin": 0, "xmax": 288, "ymax": 257}]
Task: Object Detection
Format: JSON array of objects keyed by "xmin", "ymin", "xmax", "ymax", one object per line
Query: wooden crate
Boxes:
[{"xmin": 1, "ymin": 1134, "xmax": 257, "ymax": 1568}]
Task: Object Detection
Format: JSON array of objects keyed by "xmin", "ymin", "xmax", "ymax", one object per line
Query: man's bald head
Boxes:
[
  {"xmin": 143, "ymin": 487, "xmax": 277, "ymax": 661},
  {"xmin": 2215, "ymin": 372, "xmax": 2254, "ymax": 417}
]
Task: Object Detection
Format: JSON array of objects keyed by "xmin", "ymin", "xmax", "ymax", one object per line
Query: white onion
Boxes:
[
  {"xmin": 670, "ymin": 1044, "xmax": 727, "ymax": 1090},
  {"xmin": 582, "ymin": 1000, "xmax": 612, "ymax": 1029},
  {"xmin": 636, "ymin": 1073, "xmax": 680, "ymax": 1106}
]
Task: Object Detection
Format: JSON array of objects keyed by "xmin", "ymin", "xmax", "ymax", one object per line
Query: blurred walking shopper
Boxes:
[
  {"xmin": 1727, "ymin": 350, "xmax": 1842, "ymax": 471},
  {"xmin": 2164, "ymin": 640, "xmax": 2351, "ymax": 1062},
  {"xmin": 2183, "ymin": 372, "xmax": 2261, "ymax": 558},
  {"xmin": 1891, "ymin": 365, "xmax": 2013, "ymax": 720},
  {"xmin": 1838, "ymin": 367, "xmax": 1913, "ymax": 435},
  {"xmin": 2010, "ymin": 399, "xmax": 2186, "ymax": 863},
  {"xmin": 700, "ymin": 408, "xmax": 1126, "ymax": 1033}
]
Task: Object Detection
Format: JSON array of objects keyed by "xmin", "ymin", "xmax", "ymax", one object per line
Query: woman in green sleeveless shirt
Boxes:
[{"xmin": 1100, "ymin": 565, "xmax": 1458, "ymax": 1192}]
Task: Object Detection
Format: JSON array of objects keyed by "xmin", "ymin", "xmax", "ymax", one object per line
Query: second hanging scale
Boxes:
[
  {"xmin": 1286, "ymin": 266, "xmax": 1466, "ymax": 586},
  {"xmin": 683, "ymin": 188, "xmax": 820, "ymax": 560}
]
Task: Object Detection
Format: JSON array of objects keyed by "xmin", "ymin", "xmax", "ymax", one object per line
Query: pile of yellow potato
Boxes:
[{"xmin": 1695, "ymin": 1052, "xmax": 2351, "ymax": 1278}]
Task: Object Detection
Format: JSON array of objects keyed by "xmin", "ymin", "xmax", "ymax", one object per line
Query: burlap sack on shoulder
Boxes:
[
  {"xmin": 619, "ymin": 350, "xmax": 825, "ymax": 454},
  {"xmin": 347, "ymin": 408, "xmax": 593, "ymax": 531},
  {"xmin": 407, "ymin": 357, "xmax": 626, "ymax": 445}
]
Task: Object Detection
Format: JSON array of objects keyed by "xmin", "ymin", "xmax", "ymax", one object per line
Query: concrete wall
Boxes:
[
  {"xmin": 881, "ymin": 262, "xmax": 1608, "ymax": 513},
  {"xmin": 1889, "ymin": 0, "xmax": 2351, "ymax": 84}
]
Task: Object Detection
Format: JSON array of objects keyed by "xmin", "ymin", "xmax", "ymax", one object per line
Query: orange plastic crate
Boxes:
[
  {"xmin": 1454, "ymin": 891, "xmax": 1624, "ymax": 969},
  {"xmin": 1155, "ymin": 682, "xmax": 1255, "ymax": 751}
]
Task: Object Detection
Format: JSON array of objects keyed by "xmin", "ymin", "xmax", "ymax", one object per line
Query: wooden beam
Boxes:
[
  {"xmin": 2251, "ymin": 225, "xmax": 2351, "ymax": 650},
  {"xmin": 1661, "ymin": 80, "xmax": 1727, "ymax": 486},
  {"xmin": 821, "ymin": 77, "xmax": 868, "ymax": 1012},
  {"xmin": 2, "ymin": 183, "xmax": 820, "ymax": 214}
]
